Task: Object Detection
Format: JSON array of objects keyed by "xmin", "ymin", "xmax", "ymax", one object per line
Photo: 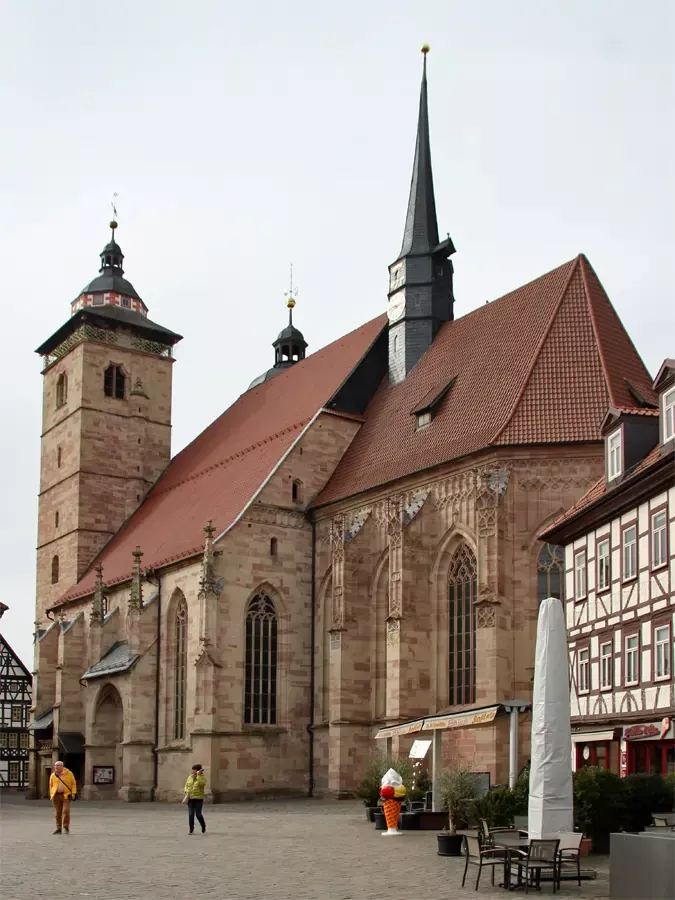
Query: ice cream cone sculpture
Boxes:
[{"xmin": 379, "ymin": 768, "xmax": 406, "ymax": 836}]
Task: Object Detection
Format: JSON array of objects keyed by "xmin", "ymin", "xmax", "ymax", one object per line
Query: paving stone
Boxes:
[{"xmin": 0, "ymin": 796, "xmax": 609, "ymax": 900}]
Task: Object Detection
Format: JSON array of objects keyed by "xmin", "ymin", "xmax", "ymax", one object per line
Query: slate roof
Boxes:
[
  {"xmin": 314, "ymin": 254, "xmax": 653, "ymax": 506},
  {"xmin": 56, "ymin": 316, "xmax": 385, "ymax": 603},
  {"xmin": 54, "ymin": 253, "xmax": 653, "ymax": 607},
  {"xmin": 81, "ymin": 641, "xmax": 139, "ymax": 680}
]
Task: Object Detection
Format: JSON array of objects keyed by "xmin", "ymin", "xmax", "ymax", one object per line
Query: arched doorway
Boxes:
[{"xmin": 88, "ymin": 684, "xmax": 124, "ymax": 797}]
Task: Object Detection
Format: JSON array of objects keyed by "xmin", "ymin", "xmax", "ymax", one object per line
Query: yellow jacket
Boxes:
[{"xmin": 49, "ymin": 768, "xmax": 77, "ymax": 800}]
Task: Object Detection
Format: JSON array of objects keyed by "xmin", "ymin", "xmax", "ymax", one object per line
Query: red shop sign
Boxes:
[{"xmin": 624, "ymin": 724, "xmax": 659, "ymax": 741}]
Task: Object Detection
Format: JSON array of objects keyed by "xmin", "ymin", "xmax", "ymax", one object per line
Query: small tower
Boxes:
[
  {"xmin": 34, "ymin": 220, "xmax": 182, "ymax": 625},
  {"xmin": 387, "ymin": 46, "xmax": 456, "ymax": 384},
  {"xmin": 248, "ymin": 270, "xmax": 308, "ymax": 389}
]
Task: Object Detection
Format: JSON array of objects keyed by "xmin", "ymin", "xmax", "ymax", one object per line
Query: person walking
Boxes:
[
  {"xmin": 183, "ymin": 764, "xmax": 207, "ymax": 834},
  {"xmin": 49, "ymin": 760, "xmax": 77, "ymax": 834}
]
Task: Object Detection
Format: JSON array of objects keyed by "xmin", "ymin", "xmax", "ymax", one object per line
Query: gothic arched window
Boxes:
[
  {"xmin": 291, "ymin": 480, "xmax": 303, "ymax": 504},
  {"xmin": 51, "ymin": 555, "xmax": 59, "ymax": 584},
  {"xmin": 448, "ymin": 544, "xmax": 477, "ymax": 705},
  {"xmin": 537, "ymin": 544, "xmax": 564, "ymax": 607},
  {"xmin": 55, "ymin": 373, "xmax": 67, "ymax": 409},
  {"xmin": 174, "ymin": 597, "xmax": 188, "ymax": 740},
  {"xmin": 104, "ymin": 364, "xmax": 126, "ymax": 399},
  {"xmin": 244, "ymin": 592, "xmax": 278, "ymax": 725}
]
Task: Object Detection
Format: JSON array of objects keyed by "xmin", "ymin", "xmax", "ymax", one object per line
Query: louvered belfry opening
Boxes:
[
  {"xmin": 448, "ymin": 544, "xmax": 477, "ymax": 705},
  {"xmin": 244, "ymin": 593, "xmax": 278, "ymax": 725}
]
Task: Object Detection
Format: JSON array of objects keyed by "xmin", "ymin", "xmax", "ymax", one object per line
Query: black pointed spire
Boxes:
[
  {"xmin": 99, "ymin": 219, "xmax": 125, "ymax": 274},
  {"xmin": 398, "ymin": 45, "xmax": 439, "ymax": 259}
]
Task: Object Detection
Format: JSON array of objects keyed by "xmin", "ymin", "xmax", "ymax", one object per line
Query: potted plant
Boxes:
[
  {"xmin": 573, "ymin": 766, "xmax": 626, "ymax": 854},
  {"xmin": 354, "ymin": 752, "xmax": 413, "ymax": 823},
  {"xmin": 436, "ymin": 764, "xmax": 479, "ymax": 856}
]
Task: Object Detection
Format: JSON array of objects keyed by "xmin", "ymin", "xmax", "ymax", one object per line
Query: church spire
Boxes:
[{"xmin": 398, "ymin": 45, "xmax": 439, "ymax": 259}]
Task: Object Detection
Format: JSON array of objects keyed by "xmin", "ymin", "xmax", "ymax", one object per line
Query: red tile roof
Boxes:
[
  {"xmin": 56, "ymin": 316, "xmax": 385, "ymax": 603},
  {"xmin": 541, "ymin": 444, "xmax": 665, "ymax": 535},
  {"xmin": 315, "ymin": 255, "xmax": 653, "ymax": 506}
]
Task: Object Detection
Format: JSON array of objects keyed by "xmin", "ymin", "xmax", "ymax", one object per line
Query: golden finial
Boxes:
[
  {"xmin": 421, "ymin": 44, "xmax": 430, "ymax": 54},
  {"xmin": 110, "ymin": 192, "xmax": 119, "ymax": 236},
  {"xmin": 284, "ymin": 263, "xmax": 298, "ymax": 310}
]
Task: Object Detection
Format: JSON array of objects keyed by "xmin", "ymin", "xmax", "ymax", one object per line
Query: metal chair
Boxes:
[
  {"xmin": 556, "ymin": 832, "xmax": 583, "ymax": 887},
  {"xmin": 652, "ymin": 815, "xmax": 669, "ymax": 827},
  {"xmin": 461, "ymin": 834, "xmax": 507, "ymax": 891},
  {"xmin": 515, "ymin": 838, "xmax": 561, "ymax": 894}
]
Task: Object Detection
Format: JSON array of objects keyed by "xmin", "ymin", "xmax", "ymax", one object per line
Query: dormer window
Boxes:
[
  {"xmin": 416, "ymin": 411, "xmax": 432, "ymax": 429},
  {"xmin": 664, "ymin": 387, "xmax": 675, "ymax": 443},
  {"xmin": 607, "ymin": 429, "xmax": 622, "ymax": 480},
  {"xmin": 411, "ymin": 376, "xmax": 456, "ymax": 433}
]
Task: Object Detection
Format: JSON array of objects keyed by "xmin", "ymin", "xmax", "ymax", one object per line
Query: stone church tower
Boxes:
[{"xmin": 34, "ymin": 224, "xmax": 182, "ymax": 625}]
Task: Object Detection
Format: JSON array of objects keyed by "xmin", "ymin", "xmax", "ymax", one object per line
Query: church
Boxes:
[{"xmin": 28, "ymin": 50, "xmax": 656, "ymax": 801}]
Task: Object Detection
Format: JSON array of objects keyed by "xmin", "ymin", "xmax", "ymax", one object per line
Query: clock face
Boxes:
[
  {"xmin": 389, "ymin": 262, "xmax": 404, "ymax": 293},
  {"xmin": 388, "ymin": 290, "xmax": 405, "ymax": 323}
]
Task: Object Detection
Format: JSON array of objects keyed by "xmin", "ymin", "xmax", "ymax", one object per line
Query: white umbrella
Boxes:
[{"xmin": 528, "ymin": 596, "xmax": 574, "ymax": 838}]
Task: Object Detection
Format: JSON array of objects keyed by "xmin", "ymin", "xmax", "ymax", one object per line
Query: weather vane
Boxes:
[
  {"xmin": 284, "ymin": 263, "xmax": 298, "ymax": 310},
  {"xmin": 110, "ymin": 192, "xmax": 119, "ymax": 235}
]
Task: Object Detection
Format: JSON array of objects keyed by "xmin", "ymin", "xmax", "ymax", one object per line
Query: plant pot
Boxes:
[
  {"xmin": 437, "ymin": 832, "xmax": 464, "ymax": 856},
  {"xmin": 579, "ymin": 838, "xmax": 591, "ymax": 857},
  {"xmin": 417, "ymin": 811, "xmax": 449, "ymax": 831},
  {"xmin": 400, "ymin": 811, "xmax": 420, "ymax": 831},
  {"xmin": 374, "ymin": 811, "xmax": 386, "ymax": 830},
  {"xmin": 366, "ymin": 806, "xmax": 379, "ymax": 823}
]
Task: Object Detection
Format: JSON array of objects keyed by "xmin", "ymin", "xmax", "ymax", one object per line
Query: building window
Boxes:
[
  {"xmin": 664, "ymin": 387, "xmax": 675, "ymax": 443},
  {"xmin": 574, "ymin": 550, "xmax": 587, "ymax": 600},
  {"xmin": 9, "ymin": 733, "xmax": 18, "ymax": 748},
  {"xmin": 51, "ymin": 555, "xmax": 59, "ymax": 584},
  {"xmin": 9, "ymin": 762, "xmax": 20, "ymax": 783},
  {"xmin": 578, "ymin": 648, "xmax": 590, "ymax": 694},
  {"xmin": 622, "ymin": 525, "xmax": 637, "ymax": 581},
  {"xmin": 0, "ymin": 733, "xmax": 7, "ymax": 748},
  {"xmin": 608, "ymin": 429, "xmax": 622, "ymax": 480},
  {"xmin": 20, "ymin": 732, "xmax": 29, "ymax": 748},
  {"xmin": 93, "ymin": 295, "xmax": 104, "ymax": 305},
  {"xmin": 244, "ymin": 592, "xmax": 278, "ymax": 725},
  {"xmin": 654, "ymin": 624, "xmax": 671, "ymax": 681},
  {"xmin": 537, "ymin": 543, "xmax": 564, "ymax": 606},
  {"xmin": 55, "ymin": 373, "xmax": 68, "ymax": 409},
  {"xmin": 651, "ymin": 511, "xmax": 668, "ymax": 570},
  {"xmin": 122, "ymin": 297, "xmax": 130, "ymax": 307},
  {"xmin": 597, "ymin": 539, "xmax": 611, "ymax": 592},
  {"xmin": 270, "ymin": 537, "xmax": 277, "ymax": 557},
  {"xmin": 291, "ymin": 479, "xmax": 303, "ymax": 505},
  {"xmin": 57, "ymin": 446, "xmax": 62, "ymax": 468},
  {"xmin": 11, "ymin": 706, "xmax": 22, "ymax": 724},
  {"xmin": 416, "ymin": 411, "xmax": 432, "ymax": 429},
  {"xmin": 104, "ymin": 365, "xmax": 126, "ymax": 399},
  {"xmin": 448, "ymin": 544, "xmax": 477, "ymax": 706},
  {"xmin": 600, "ymin": 641, "xmax": 613, "ymax": 690},
  {"xmin": 173, "ymin": 597, "xmax": 188, "ymax": 740},
  {"xmin": 55, "ymin": 511, "xmax": 59, "ymax": 528},
  {"xmin": 625, "ymin": 634, "xmax": 639, "ymax": 685}
]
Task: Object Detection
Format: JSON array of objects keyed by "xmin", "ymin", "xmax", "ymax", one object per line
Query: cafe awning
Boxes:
[
  {"xmin": 374, "ymin": 704, "xmax": 501, "ymax": 740},
  {"xmin": 571, "ymin": 729, "xmax": 618, "ymax": 743}
]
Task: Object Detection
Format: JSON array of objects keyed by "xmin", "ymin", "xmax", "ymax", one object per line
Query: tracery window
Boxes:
[
  {"xmin": 174, "ymin": 597, "xmax": 188, "ymax": 740},
  {"xmin": 104, "ymin": 364, "xmax": 126, "ymax": 399},
  {"xmin": 537, "ymin": 543, "xmax": 564, "ymax": 606},
  {"xmin": 448, "ymin": 544, "xmax": 477, "ymax": 705},
  {"xmin": 244, "ymin": 592, "xmax": 278, "ymax": 725},
  {"xmin": 55, "ymin": 373, "xmax": 67, "ymax": 409}
]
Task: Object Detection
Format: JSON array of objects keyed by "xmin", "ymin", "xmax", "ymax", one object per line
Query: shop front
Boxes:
[
  {"xmin": 571, "ymin": 728, "xmax": 620, "ymax": 773},
  {"xmin": 622, "ymin": 718, "xmax": 674, "ymax": 776}
]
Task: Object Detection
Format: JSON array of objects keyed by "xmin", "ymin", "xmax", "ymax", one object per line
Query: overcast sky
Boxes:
[{"xmin": 1, "ymin": 1, "xmax": 673, "ymax": 667}]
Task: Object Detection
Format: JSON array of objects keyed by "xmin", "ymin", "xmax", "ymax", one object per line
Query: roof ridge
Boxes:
[
  {"xmin": 579, "ymin": 255, "xmax": 617, "ymax": 406},
  {"xmin": 492, "ymin": 256, "xmax": 581, "ymax": 443}
]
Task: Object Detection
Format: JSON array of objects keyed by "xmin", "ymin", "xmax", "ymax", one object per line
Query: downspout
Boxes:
[
  {"xmin": 145, "ymin": 568, "xmax": 161, "ymax": 801},
  {"xmin": 307, "ymin": 520, "xmax": 316, "ymax": 797}
]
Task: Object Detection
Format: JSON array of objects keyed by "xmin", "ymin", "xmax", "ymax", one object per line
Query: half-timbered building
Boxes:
[
  {"xmin": 542, "ymin": 359, "xmax": 675, "ymax": 777},
  {"xmin": 0, "ymin": 633, "xmax": 32, "ymax": 789}
]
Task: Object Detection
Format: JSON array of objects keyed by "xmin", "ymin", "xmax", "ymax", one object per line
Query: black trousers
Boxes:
[{"xmin": 188, "ymin": 799, "xmax": 206, "ymax": 832}]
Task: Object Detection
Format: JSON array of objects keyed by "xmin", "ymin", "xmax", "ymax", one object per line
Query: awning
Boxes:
[
  {"xmin": 374, "ymin": 704, "xmax": 500, "ymax": 740},
  {"xmin": 571, "ymin": 730, "xmax": 617, "ymax": 743},
  {"xmin": 29, "ymin": 709, "xmax": 54, "ymax": 731},
  {"xmin": 58, "ymin": 732, "xmax": 85, "ymax": 755}
]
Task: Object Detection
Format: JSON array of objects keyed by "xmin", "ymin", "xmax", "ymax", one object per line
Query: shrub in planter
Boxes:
[
  {"xmin": 512, "ymin": 761, "xmax": 530, "ymax": 816},
  {"xmin": 622, "ymin": 774, "xmax": 672, "ymax": 832},
  {"xmin": 573, "ymin": 766, "xmax": 625, "ymax": 850},
  {"xmin": 354, "ymin": 751, "xmax": 414, "ymax": 814},
  {"xmin": 436, "ymin": 763, "xmax": 479, "ymax": 856},
  {"xmin": 472, "ymin": 785, "xmax": 517, "ymax": 828},
  {"xmin": 664, "ymin": 773, "xmax": 675, "ymax": 811}
]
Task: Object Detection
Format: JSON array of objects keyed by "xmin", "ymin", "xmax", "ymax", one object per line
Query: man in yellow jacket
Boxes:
[
  {"xmin": 49, "ymin": 760, "xmax": 77, "ymax": 834},
  {"xmin": 183, "ymin": 764, "xmax": 207, "ymax": 834}
]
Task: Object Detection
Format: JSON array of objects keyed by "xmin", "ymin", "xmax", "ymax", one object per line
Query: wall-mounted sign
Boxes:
[
  {"xmin": 660, "ymin": 717, "xmax": 671, "ymax": 739},
  {"xmin": 624, "ymin": 723, "xmax": 659, "ymax": 741},
  {"xmin": 93, "ymin": 766, "xmax": 114, "ymax": 784},
  {"xmin": 424, "ymin": 708, "xmax": 498, "ymax": 731},
  {"xmin": 409, "ymin": 739, "xmax": 432, "ymax": 759}
]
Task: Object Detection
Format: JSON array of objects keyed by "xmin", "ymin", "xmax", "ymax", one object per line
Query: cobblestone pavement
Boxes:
[{"xmin": 0, "ymin": 795, "xmax": 609, "ymax": 900}]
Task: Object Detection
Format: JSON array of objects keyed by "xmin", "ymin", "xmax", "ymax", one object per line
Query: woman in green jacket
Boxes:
[{"xmin": 183, "ymin": 764, "xmax": 207, "ymax": 834}]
